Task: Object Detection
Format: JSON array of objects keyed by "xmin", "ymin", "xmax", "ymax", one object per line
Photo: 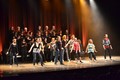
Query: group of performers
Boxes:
[{"xmin": 6, "ymin": 26, "xmax": 113, "ymax": 67}]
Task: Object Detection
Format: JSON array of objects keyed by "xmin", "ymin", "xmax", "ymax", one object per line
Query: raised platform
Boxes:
[{"xmin": 0, "ymin": 56, "xmax": 120, "ymax": 80}]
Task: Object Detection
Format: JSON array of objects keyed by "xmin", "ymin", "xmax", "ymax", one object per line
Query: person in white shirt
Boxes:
[{"xmin": 28, "ymin": 38, "xmax": 44, "ymax": 66}]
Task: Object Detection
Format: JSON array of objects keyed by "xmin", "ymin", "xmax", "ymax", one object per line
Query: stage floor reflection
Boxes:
[{"xmin": 0, "ymin": 56, "xmax": 120, "ymax": 77}]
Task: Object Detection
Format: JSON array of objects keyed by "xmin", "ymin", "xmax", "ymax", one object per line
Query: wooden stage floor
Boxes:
[{"xmin": 0, "ymin": 56, "xmax": 120, "ymax": 77}]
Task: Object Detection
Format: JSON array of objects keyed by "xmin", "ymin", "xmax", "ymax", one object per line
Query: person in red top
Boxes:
[
  {"xmin": 72, "ymin": 38, "xmax": 83, "ymax": 63},
  {"xmin": 103, "ymin": 34, "xmax": 113, "ymax": 61}
]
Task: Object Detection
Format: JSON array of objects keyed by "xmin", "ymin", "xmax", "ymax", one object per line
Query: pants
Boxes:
[
  {"xmin": 50, "ymin": 49, "xmax": 55, "ymax": 61},
  {"xmin": 104, "ymin": 48, "xmax": 111, "ymax": 59},
  {"xmin": 63, "ymin": 48, "xmax": 70, "ymax": 61},
  {"xmin": 73, "ymin": 50, "xmax": 80, "ymax": 60},
  {"xmin": 88, "ymin": 52, "xmax": 96, "ymax": 60},
  {"xmin": 33, "ymin": 52, "xmax": 43, "ymax": 65},
  {"xmin": 54, "ymin": 49, "xmax": 63, "ymax": 64},
  {"xmin": 21, "ymin": 49, "xmax": 27, "ymax": 62},
  {"xmin": 10, "ymin": 52, "xmax": 18, "ymax": 65}
]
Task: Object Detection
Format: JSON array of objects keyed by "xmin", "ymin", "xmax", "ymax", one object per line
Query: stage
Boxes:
[{"xmin": 0, "ymin": 56, "xmax": 120, "ymax": 79}]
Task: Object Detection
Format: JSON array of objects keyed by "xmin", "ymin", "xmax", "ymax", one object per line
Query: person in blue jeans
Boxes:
[
  {"xmin": 54, "ymin": 36, "xmax": 64, "ymax": 65},
  {"xmin": 28, "ymin": 38, "xmax": 44, "ymax": 66}
]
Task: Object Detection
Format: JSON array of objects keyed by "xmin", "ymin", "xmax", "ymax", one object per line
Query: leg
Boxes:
[
  {"xmin": 108, "ymin": 48, "xmax": 112, "ymax": 59},
  {"xmin": 33, "ymin": 53, "xmax": 36, "ymax": 65},
  {"xmin": 65, "ymin": 48, "xmax": 70, "ymax": 61},
  {"xmin": 60, "ymin": 50, "xmax": 64, "ymax": 65},
  {"xmin": 62, "ymin": 49, "xmax": 65, "ymax": 61},
  {"xmin": 78, "ymin": 52, "xmax": 83, "ymax": 63},
  {"xmin": 14, "ymin": 53, "xmax": 18, "ymax": 66},
  {"xmin": 38, "ymin": 52, "xmax": 43, "ymax": 66},
  {"xmin": 54, "ymin": 50, "xmax": 58, "ymax": 64},
  {"xmin": 104, "ymin": 49, "xmax": 107, "ymax": 59},
  {"xmin": 92, "ymin": 52, "xmax": 96, "ymax": 60},
  {"xmin": 50, "ymin": 50, "xmax": 53, "ymax": 62},
  {"xmin": 10, "ymin": 52, "xmax": 13, "ymax": 65},
  {"xmin": 89, "ymin": 52, "xmax": 92, "ymax": 60}
]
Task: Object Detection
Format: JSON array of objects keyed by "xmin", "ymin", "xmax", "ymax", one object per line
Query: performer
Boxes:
[
  {"xmin": 103, "ymin": 34, "xmax": 113, "ymax": 61},
  {"xmin": 72, "ymin": 38, "xmax": 83, "ymax": 63},
  {"xmin": 8, "ymin": 26, "xmax": 15, "ymax": 43},
  {"xmin": 6, "ymin": 38, "xmax": 19, "ymax": 66},
  {"xmin": 28, "ymin": 38, "xmax": 44, "ymax": 66},
  {"xmin": 65, "ymin": 35, "xmax": 75, "ymax": 60},
  {"xmin": 49, "ymin": 38, "xmax": 56, "ymax": 62},
  {"xmin": 20, "ymin": 39, "xmax": 27, "ymax": 62},
  {"xmin": 43, "ymin": 38, "xmax": 50, "ymax": 62},
  {"xmin": 85, "ymin": 39, "xmax": 97, "ymax": 62},
  {"xmin": 62, "ymin": 35, "xmax": 70, "ymax": 62},
  {"xmin": 54, "ymin": 36, "xmax": 64, "ymax": 65},
  {"xmin": 50, "ymin": 26, "xmax": 57, "ymax": 39},
  {"xmin": 37, "ymin": 26, "xmax": 43, "ymax": 35},
  {"xmin": 78, "ymin": 39, "xmax": 85, "ymax": 59}
]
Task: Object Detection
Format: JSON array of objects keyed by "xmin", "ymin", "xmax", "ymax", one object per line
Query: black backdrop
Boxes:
[{"xmin": 0, "ymin": 0, "xmax": 120, "ymax": 56}]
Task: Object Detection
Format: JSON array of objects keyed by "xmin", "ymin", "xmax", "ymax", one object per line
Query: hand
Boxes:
[
  {"xmin": 110, "ymin": 47, "xmax": 113, "ymax": 50},
  {"xmin": 95, "ymin": 51, "xmax": 97, "ymax": 53},
  {"xmin": 6, "ymin": 52, "xmax": 8, "ymax": 55},
  {"xmin": 16, "ymin": 53, "xmax": 19, "ymax": 55},
  {"xmin": 28, "ymin": 50, "xmax": 31, "ymax": 53},
  {"xmin": 103, "ymin": 48, "xmax": 106, "ymax": 50}
]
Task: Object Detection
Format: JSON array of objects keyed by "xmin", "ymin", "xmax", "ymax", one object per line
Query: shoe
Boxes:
[
  {"xmin": 10, "ymin": 65, "xmax": 12, "ymax": 68},
  {"xmin": 41, "ymin": 64, "xmax": 44, "ymax": 66},
  {"xmin": 80, "ymin": 61, "xmax": 83, "ymax": 63},
  {"xmin": 68, "ymin": 59, "xmax": 70, "ymax": 62},
  {"xmin": 60, "ymin": 63, "xmax": 64, "ymax": 65},
  {"xmin": 33, "ymin": 64, "xmax": 35, "ymax": 66},
  {"xmin": 54, "ymin": 63, "xmax": 57, "ymax": 65}
]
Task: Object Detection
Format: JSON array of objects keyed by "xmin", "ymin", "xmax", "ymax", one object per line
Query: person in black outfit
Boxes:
[
  {"xmin": 54, "ymin": 36, "xmax": 64, "ymax": 65},
  {"xmin": 7, "ymin": 38, "xmax": 19, "ymax": 67},
  {"xmin": 21, "ymin": 39, "xmax": 27, "ymax": 62}
]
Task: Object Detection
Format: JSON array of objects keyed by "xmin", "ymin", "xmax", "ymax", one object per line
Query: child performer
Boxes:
[{"xmin": 85, "ymin": 39, "xmax": 97, "ymax": 62}]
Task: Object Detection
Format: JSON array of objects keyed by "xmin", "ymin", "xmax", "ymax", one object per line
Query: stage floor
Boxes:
[{"xmin": 0, "ymin": 56, "xmax": 120, "ymax": 77}]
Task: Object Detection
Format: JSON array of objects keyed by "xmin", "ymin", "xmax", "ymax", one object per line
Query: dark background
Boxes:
[{"xmin": 0, "ymin": 0, "xmax": 120, "ymax": 56}]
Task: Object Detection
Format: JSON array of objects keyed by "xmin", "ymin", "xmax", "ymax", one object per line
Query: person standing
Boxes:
[
  {"xmin": 62, "ymin": 35, "xmax": 70, "ymax": 62},
  {"xmin": 28, "ymin": 38, "xmax": 44, "ymax": 66},
  {"xmin": 20, "ymin": 39, "xmax": 27, "ymax": 62},
  {"xmin": 103, "ymin": 34, "xmax": 113, "ymax": 61},
  {"xmin": 54, "ymin": 36, "xmax": 64, "ymax": 65},
  {"xmin": 7, "ymin": 38, "xmax": 19, "ymax": 67},
  {"xmin": 86, "ymin": 39, "xmax": 97, "ymax": 62},
  {"xmin": 73, "ymin": 38, "xmax": 83, "ymax": 63},
  {"xmin": 65, "ymin": 35, "xmax": 75, "ymax": 60},
  {"xmin": 49, "ymin": 38, "xmax": 56, "ymax": 62}
]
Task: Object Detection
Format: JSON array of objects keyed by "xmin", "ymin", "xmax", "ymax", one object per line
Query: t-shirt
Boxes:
[
  {"xmin": 87, "ymin": 43, "xmax": 95, "ymax": 53},
  {"xmin": 73, "ymin": 41, "xmax": 80, "ymax": 51},
  {"xmin": 103, "ymin": 38, "xmax": 111, "ymax": 48}
]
